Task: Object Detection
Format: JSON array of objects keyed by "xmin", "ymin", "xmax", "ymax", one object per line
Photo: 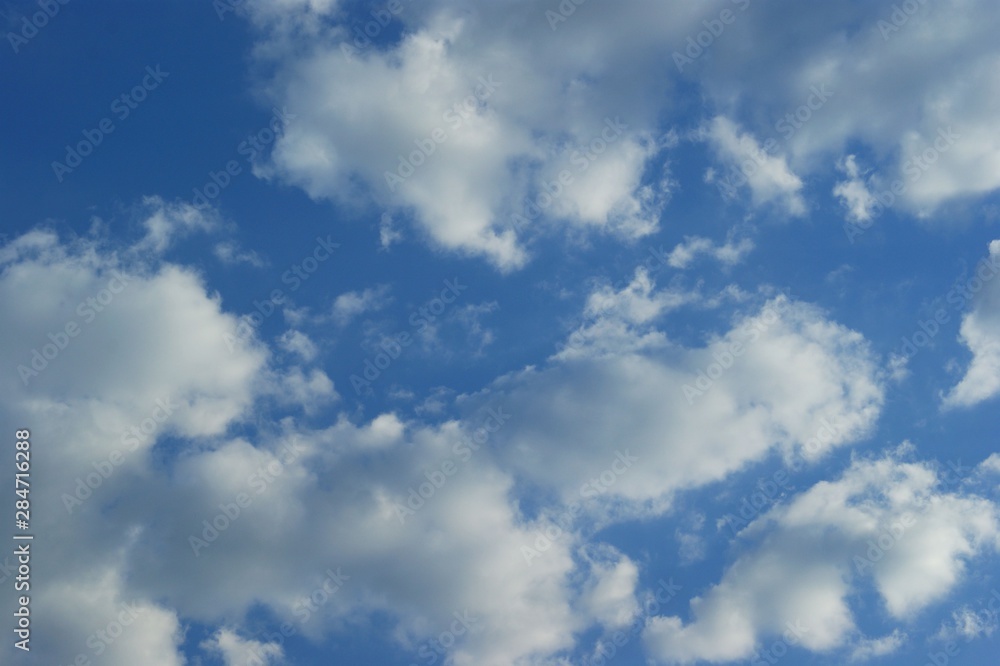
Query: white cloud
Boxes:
[
  {"xmin": 214, "ymin": 240, "xmax": 266, "ymax": 267},
  {"xmin": 667, "ymin": 233, "xmax": 754, "ymax": 269},
  {"xmin": 643, "ymin": 450, "xmax": 1000, "ymax": 664},
  {"xmin": 849, "ymin": 630, "xmax": 906, "ymax": 661},
  {"xmin": 243, "ymin": 1, "xmax": 701, "ymax": 269},
  {"xmin": 202, "ymin": 628, "xmax": 283, "ymax": 666},
  {"xmin": 133, "ymin": 196, "xmax": 220, "ymax": 254},
  {"xmin": 332, "ymin": 284, "xmax": 391, "ymax": 326},
  {"xmin": 578, "ymin": 546, "xmax": 640, "ymax": 630},
  {"xmin": 272, "ymin": 366, "xmax": 337, "ymax": 413},
  {"xmin": 484, "ymin": 278, "xmax": 884, "ymax": 514},
  {"xmin": 0, "ymin": 230, "xmax": 266, "ymax": 439},
  {"xmin": 942, "ymin": 239, "xmax": 1000, "ymax": 408},
  {"xmin": 937, "ymin": 605, "xmax": 1000, "ymax": 642},
  {"xmin": 378, "ymin": 211, "xmax": 403, "ymax": 250},
  {"xmin": 237, "ymin": 0, "xmax": 1000, "ymax": 260},
  {"xmin": 703, "ymin": 116, "xmax": 806, "ymax": 216},
  {"xmin": 279, "ymin": 329, "xmax": 319, "ymax": 361},
  {"xmin": 833, "ymin": 155, "xmax": 878, "ymax": 223},
  {"xmin": 692, "ymin": 0, "xmax": 1000, "ymax": 214}
]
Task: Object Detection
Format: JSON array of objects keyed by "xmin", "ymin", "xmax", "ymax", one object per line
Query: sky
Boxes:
[{"xmin": 2, "ymin": 0, "xmax": 1000, "ymax": 665}]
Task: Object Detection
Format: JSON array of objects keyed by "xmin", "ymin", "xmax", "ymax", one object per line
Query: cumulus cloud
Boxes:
[
  {"xmin": 0, "ymin": 230, "xmax": 268, "ymax": 664},
  {"xmin": 942, "ymin": 239, "xmax": 1000, "ymax": 408},
  {"xmin": 702, "ymin": 116, "xmax": 806, "ymax": 215},
  {"xmin": 644, "ymin": 450, "xmax": 1000, "ymax": 664},
  {"xmin": 242, "ymin": 0, "xmax": 700, "ymax": 269},
  {"xmin": 482, "ymin": 276, "xmax": 884, "ymax": 516},
  {"xmin": 691, "ymin": 0, "xmax": 1000, "ymax": 214}
]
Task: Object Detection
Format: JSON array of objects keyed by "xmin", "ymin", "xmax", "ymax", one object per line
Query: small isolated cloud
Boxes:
[
  {"xmin": 332, "ymin": 284, "xmax": 392, "ymax": 326},
  {"xmin": 703, "ymin": 116, "xmax": 806, "ymax": 216},
  {"xmin": 133, "ymin": 196, "xmax": 220, "ymax": 254},
  {"xmin": 936, "ymin": 605, "xmax": 1000, "ymax": 642},
  {"xmin": 834, "ymin": 155, "xmax": 878, "ymax": 223},
  {"xmin": 667, "ymin": 233, "xmax": 754, "ymax": 269},
  {"xmin": 214, "ymin": 240, "xmax": 266, "ymax": 267},
  {"xmin": 379, "ymin": 212, "xmax": 403, "ymax": 250},
  {"xmin": 849, "ymin": 630, "xmax": 906, "ymax": 661}
]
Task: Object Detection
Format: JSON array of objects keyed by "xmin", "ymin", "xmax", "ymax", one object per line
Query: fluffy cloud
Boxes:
[
  {"xmin": 702, "ymin": 116, "xmax": 806, "ymax": 215},
  {"xmin": 0, "ymin": 225, "xmax": 268, "ymax": 664},
  {"xmin": 237, "ymin": 0, "xmax": 1000, "ymax": 267},
  {"xmin": 644, "ymin": 449, "xmax": 1000, "ymax": 664},
  {"xmin": 833, "ymin": 155, "xmax": 878, "ymax": 223},
  {"xmin": 243, "ymin": 1, "xmax": 705, "ymax": 269},
  {"xmin": 690, "ymin": 0, "xmax": 1000, "ymax": 214},
  {"xmin": 482, "ymin": 282, "xmax": 884, "ymax": 517},
  {"xmin": 942, "ymin": 240, "xmax": 1000, "ymax": 408}
]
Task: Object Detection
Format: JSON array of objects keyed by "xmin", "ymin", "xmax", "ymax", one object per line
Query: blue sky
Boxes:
[{"xmin": 2, "ymin": 1, "xmax": 1000, "ymax": 665}]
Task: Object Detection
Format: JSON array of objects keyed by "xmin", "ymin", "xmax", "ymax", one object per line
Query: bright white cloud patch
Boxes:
[
  {"xmin": 486, "ymin": 277, "xmax": 885, "ymax": 515},
  {"xmin": 644, "ymin": 449, "xmax": 1000, "ymax": 664},
  {"xmin": 703, "ymin": 116, "xmax": 806, "ymax": 215},
  {"xmin": 202, "ymin": 628, "xmax": 283, "ymax": 666},
  {"xmin": 834, "ymin": 155, "xmax": 878, "ymax": 223}
]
